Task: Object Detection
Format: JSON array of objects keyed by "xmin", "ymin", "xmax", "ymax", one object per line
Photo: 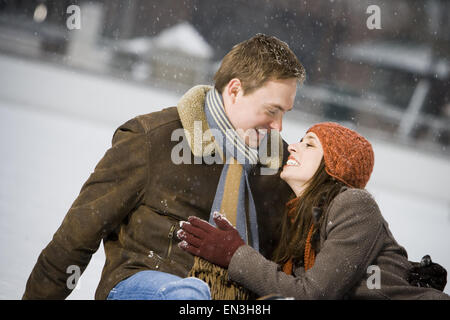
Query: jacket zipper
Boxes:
[
  {"xmin": 166, "ymin": 224, "xmax": 177, "ymax": 259},
  {"xmin": 149, "ymin": 206, "xmax": 185, "ymax": 222}
]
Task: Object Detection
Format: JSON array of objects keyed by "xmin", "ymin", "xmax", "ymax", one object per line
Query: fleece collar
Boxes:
[{"xmin": 176, "ymin": 85, "xmax": 283, "ymax": 171}]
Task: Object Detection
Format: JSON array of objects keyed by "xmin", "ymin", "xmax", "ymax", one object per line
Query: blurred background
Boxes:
[{"xmin": 0, "ymin": 0, "xmax": 449, "ymax": 299}]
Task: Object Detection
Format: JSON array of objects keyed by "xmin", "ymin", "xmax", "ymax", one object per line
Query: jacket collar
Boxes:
[
  {"xmin": 176, "ymin": 85, "xmax": 283, "ymax": 171},
  {"xmin": 176, "ymin": 85, "xmax": 212, "ymax": 158}
]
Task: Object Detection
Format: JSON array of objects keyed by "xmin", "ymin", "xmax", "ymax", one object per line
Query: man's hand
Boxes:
[
  {"xmin": 407, "ymin": 255, "xmax": 447, "ymax": 292},
  {"xmin": 177, "ymin": 212, "xmax": 245, "ymax": 268}
]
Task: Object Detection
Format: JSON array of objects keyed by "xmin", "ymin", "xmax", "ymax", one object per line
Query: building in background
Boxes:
[{"xmin": 1, "ymin": 0, "xmax": 448, "ymax": 156}]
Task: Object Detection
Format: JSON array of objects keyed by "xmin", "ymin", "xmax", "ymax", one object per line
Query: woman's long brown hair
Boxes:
[{"xmin": 272, "ymin": 158, "xmax": 346, "ymax": 265}]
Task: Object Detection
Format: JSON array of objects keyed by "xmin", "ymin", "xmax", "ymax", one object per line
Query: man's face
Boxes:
[{"xmin": 222, "ymin": 78, "xmax": 297, "ymax": 148}]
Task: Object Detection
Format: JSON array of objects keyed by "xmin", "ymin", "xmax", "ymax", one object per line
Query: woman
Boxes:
[{"xmin": 178, "ymin": 122, "xmax": 449, "ymax": 299}]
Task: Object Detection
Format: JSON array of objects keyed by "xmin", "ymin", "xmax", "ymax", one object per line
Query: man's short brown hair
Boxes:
[{"xmin": 214, "ymin": 33, "xmax": 305, "ymax": 95}]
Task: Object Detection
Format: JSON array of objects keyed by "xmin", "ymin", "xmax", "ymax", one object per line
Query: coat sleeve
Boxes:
[
  {"xmin": 228, "ymin": 189, "xmax": 385, "ymax": 299},
  {"xmin": 22, "ymin": 117, "xmax": 149, "ymax": 299}
]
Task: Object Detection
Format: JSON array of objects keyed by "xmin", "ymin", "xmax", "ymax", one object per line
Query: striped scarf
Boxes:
[
  {"xmin": 188, "ymin": 88, "xmax": 266, "ymax": 299},
  {"xmin": 205, "ymin": 88, "xmax": 261, "ymax": 249}
]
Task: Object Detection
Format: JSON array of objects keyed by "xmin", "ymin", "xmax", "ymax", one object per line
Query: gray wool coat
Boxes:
[{"xmin": 228, "ymin": 188, "xmax": 450, "ymax": 299}]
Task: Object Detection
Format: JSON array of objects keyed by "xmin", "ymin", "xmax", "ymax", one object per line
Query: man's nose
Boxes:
[{"xmin": 270, "ymin": 115, "xmax": 283, "ymax": 132}]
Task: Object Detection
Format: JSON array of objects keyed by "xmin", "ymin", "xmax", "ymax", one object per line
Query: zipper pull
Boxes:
[
  {"xmin": 168, "ymin": 224, "xmax": 176, "ymax": 239},
  {"xmin": 166, "ymin": 224, "xmax": 177, "ymax": 258}
]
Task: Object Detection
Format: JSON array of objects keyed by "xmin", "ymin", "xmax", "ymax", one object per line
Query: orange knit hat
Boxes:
[{"xmin": 306, "ymin": 122, "xmax": 374, "ymax": 189}]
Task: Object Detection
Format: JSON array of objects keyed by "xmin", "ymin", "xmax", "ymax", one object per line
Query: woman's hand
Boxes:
[
  {"xmin": 177, "ymin": 212, "xmax": 245, "ymax": 268},
  {"xmin": 407, "ymin": 255, "xmax": 447, "ymax": 292}
]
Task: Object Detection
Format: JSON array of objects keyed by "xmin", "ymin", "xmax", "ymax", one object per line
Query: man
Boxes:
[
  {"xmin": 23, "ymin": 34, "xmax": 303, "ymax": 300},
  {"xmin": 22, "ymin": 34, "xmax": 446, "ymax": 300}
]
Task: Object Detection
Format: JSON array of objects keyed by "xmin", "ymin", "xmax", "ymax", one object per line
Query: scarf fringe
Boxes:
[{"xmin": 188, "ymin": 256, "xmax": 251, "ymax": 300}]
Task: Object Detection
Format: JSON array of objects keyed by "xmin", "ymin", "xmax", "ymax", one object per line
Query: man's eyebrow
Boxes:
[
  {"xmin": 266, "ymin": 103, "xmax": 292, "ymax": 112},
  {"xmin": 266, "ymin": 103, "xmax": 282, "ymax": 109}
]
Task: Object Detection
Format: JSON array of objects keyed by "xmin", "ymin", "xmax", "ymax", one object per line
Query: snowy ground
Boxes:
[{"xmin": 0, "ymin": 54, "xmax": 449, "ymax": 299}]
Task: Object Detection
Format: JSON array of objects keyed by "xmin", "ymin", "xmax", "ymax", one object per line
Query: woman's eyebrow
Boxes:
[
  {"xmin": 300, "ymin": 136, "xmax": 315, "ymax": 143},
  {"xmin": 304, "ymin": 135, "xmax": 316, "ymax": 143}
]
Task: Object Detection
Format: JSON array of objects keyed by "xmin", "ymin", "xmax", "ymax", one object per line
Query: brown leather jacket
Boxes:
[{"xmin": 22, "ymin": 86, "xmax": 294, "ymax": 299}]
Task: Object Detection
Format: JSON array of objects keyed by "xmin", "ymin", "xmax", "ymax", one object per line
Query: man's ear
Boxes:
[{"xmin": 225, "ymin": 78, "xmax": 242, "ymax": 103}]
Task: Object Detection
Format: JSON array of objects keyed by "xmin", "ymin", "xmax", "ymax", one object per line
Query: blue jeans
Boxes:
[{"xmin": 106, "ymin": 270, "xmax": 211, "ymax": 300}]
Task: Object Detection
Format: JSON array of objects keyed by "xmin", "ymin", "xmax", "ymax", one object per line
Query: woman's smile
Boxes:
[{"xmin": 285, "ymin": 155, "xmax": 300, "ymax": 167}]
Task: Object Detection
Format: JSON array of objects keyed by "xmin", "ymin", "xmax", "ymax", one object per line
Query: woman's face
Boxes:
[{"xmin": 280, "ymin": 131, "xmax": 324, "ymax": 196}]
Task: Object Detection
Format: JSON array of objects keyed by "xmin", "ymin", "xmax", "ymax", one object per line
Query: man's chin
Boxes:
[
  {"xmin": 245, "ymin": 136, "xmax": 264, "ymax": 149},
  {"xmin": 239, "ymin": 129, "xmax": 267, "ymax": 149}
]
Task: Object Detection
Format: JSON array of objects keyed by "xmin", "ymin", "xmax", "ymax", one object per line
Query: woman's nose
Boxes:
[
  {"xmin": 287, "ymin": 143, "xmax": 296, "ymax": 153},
  {"xmin": 288, "ymin": 141, "xmax": 302, "ymax": 153}
]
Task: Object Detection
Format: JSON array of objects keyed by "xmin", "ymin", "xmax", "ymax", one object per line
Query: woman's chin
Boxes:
[
  {"xmin": 280, "ymin": 170, "xmax": 290, "ymax": 183},
  {"xmin": 280, "ymin": 172, "xmax": 304, "ymax": 196}
]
